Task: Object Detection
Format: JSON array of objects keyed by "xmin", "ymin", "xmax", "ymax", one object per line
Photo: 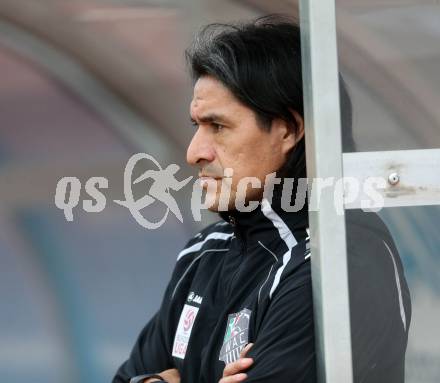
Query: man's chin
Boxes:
[
  {"xmin": 204, "ymin": 193, "xmax": 263, "ymax": 213},
  {"xmin": 207, "ymin": 205, "xmax": 220, "ymax": 213},
  {"xmin": 206, "ymin": 202, "xmax": 229, "ymax": 213},
  {"xmin": 204, "ymin": 197, "xmax": 235, "ymax": 213}
]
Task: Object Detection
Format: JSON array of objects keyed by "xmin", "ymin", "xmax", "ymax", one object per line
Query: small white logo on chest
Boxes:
[{"xmin": 187, "ymin": 291, "xmax": 203, "ymax": 305}]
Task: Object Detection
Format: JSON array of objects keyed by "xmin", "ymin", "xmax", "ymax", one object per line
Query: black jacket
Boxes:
[{"xmin": 113, "ymin": 193, "xmax": 410, "ymax": 383}]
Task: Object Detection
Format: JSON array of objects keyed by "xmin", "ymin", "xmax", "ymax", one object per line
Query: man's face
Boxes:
[{"xmin": 187, "ymin": 76, "xmax": 296, "ymax": 212}]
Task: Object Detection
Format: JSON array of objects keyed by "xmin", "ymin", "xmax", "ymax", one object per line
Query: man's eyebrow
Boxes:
[{"xmin": 190, "ymin": 113, "xmax": 232, "ymax": 125}]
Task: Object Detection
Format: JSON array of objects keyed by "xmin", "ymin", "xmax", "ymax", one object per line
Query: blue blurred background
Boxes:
[{"xmin": 0, "ymin": 1, "xmax": 439, "ymax": 382}]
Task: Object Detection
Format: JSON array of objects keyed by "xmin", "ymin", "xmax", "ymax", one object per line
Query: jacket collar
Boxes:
[{"xmin": 219, "ymin": 179, "xmax": 309, "ymax": 249}]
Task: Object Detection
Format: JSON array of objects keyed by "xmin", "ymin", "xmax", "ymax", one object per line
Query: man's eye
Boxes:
[
  {"xmin": 212, "ymin": 123, "xmax": 224, "ymax": 132},
  {"xmin": 191, "ymin": 121, "xmax": 199, "ymax": 128}
]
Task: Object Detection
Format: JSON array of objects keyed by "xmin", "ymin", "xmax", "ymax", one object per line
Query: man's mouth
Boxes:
[
  {"xmin": 199, "ymin": 175, "xmax": 222, "ymax": 188},
  {"xmin": 199, "ymin": 175, "xmax": 222, "ymax": 180}
]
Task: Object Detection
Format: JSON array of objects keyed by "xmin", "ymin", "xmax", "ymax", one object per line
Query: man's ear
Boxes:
[
  {"xmin": 272, "ymin": 110, "xmax": 305, "ymax": 155},
  {"xmin": 289, "ymin": 109, "xmax": 305, "ymax": 146}
]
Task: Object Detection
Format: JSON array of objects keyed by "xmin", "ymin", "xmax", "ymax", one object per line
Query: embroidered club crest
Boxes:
[{"xmin": 219, "ymin": 308, "xmax": 251, "ymax": 364}]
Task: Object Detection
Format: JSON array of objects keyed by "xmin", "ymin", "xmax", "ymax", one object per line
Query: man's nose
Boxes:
[{"xmin": 186, "ymin": 128, "xmax": 215, "ymax": 166}]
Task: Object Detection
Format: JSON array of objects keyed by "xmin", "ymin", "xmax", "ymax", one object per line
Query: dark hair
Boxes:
[{"xmin": 186, "ymin": 15, "xmax": 354, "ymax": 179}]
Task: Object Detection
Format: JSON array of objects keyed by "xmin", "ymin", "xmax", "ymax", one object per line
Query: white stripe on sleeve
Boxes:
[{"xmin": 177, "ymin": 231, "xmax": 234, "ymax": 260}]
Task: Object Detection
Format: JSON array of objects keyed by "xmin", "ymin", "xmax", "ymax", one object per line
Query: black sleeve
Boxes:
[
  {"xmin": 112, "ymin": 223, "xmax": 227, "ymax": 383},
  {"xmin": 112, "ymin": 305, "xmax": 173, "ymax": 382},
  {"xmin": 112, "ymin": 228, "xmax": 211, "ymax": 383},
  {"xmin": 112, "ymin": 263, "xmax": 188, "ymax": 383},
  {"xmin": 347, "ymin": 211, "xmax": 411, "ymax": 383},
  {"xmin": 245, "ymin": 263, "xmax": 316, "ymax": 383}
]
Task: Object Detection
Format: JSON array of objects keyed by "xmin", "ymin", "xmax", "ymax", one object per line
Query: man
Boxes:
[{"xmin": 113, "ymin": 16, "xmax": 411, "ymax": 383}]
